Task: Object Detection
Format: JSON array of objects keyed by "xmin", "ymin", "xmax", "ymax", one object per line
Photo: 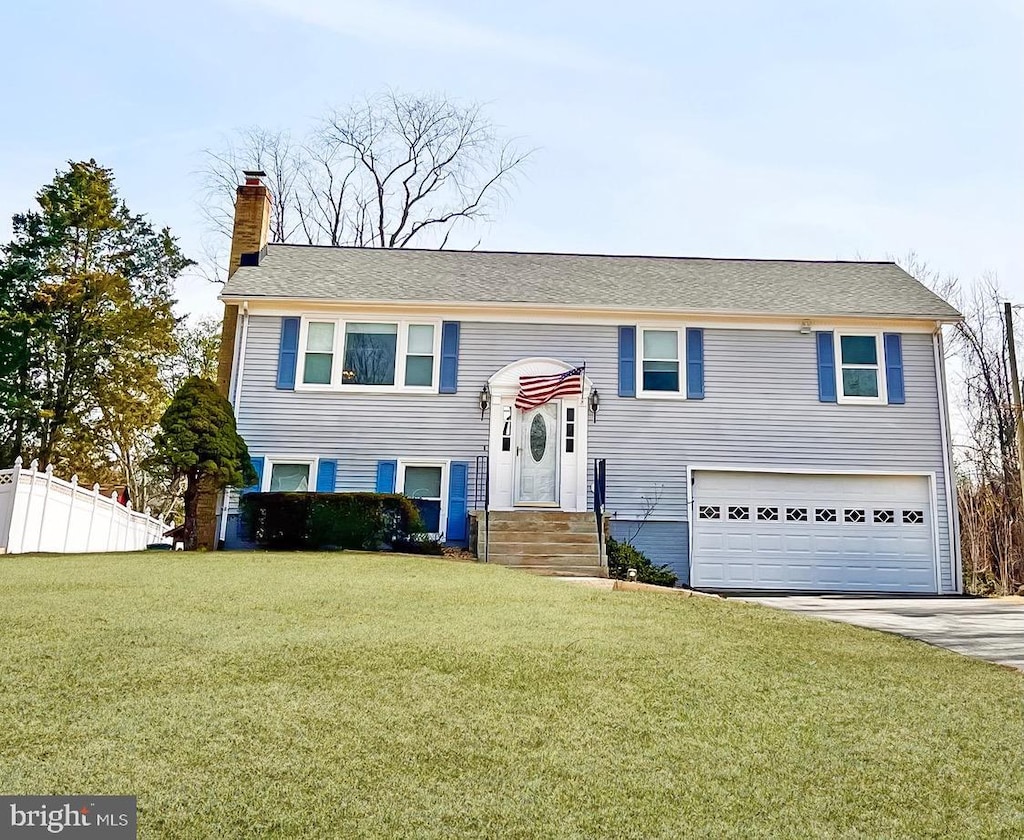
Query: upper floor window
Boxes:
[
  {"xmin": 640, "ymin": 328, "xmax": 681, "ymax": 395},
  {"xmin": 404, "ymin": 324, "xmax": 436, "ymax": 387},
  {"xmin": 299, "ymin": 318, "xmax": 440, "ymax": 392},
  {"xmin": 303, "ymin": 322, "xmax": 335, "ymax": 385},
  {"xmin": 343, "ymin": 322, "xmax": 399, "ymax": 386},
  {"xmin": 836, "ymin": 333, "xmax": 885, "ymax": 403}
]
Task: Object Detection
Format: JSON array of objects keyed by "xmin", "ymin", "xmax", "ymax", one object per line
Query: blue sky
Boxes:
[{"xmin": 1, "ymin": 0, "xmax": 1021, "ymax": 317}]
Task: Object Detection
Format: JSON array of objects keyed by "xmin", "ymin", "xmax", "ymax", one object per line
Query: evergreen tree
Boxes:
[
  {"xmin": 149, "ymin": 377, "xmax": 255, "ymax": 550},
  {"xmin": 0, "ymin": 160, "xmax": 191, "ymax": 478}
]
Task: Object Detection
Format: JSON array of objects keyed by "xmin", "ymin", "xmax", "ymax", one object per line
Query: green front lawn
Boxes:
[{"xmin": 1, "ymin": 553, "xmax": 1021, "ymax": 838}]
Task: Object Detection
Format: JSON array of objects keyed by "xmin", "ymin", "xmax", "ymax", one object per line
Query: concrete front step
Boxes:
[
  {"xmin": 473, "ymin": 511, "xmax": 596, "ymax": 524},
  {"xmin": 483, "ymin": 545, "xmax": 599, "ymax": 561},
  {"xmin": 481, "ymin": 522, "xmax": 600, "ymax": 536},
  {"xmin": 486, "ymin": 553, "xmax": 602, "ymax": 567},
  {"xmin": 469, "ymin": 509, "xmax": 606, "ymax": 574},
  {"xmin": 514, "ymin": 565, "xmax": 607, "ymax": 577},
  {"xmin": 480, "ymin": 533, "xmax": 600, "ymax": 548}
]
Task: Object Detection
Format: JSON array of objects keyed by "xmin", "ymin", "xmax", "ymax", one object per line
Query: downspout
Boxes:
[
  {"xmin": 218, "ymin": 301, "xmax": 250, "ymax": 548},
  {"xmin": 933, "ymin": 324, "xmax": 963, "ymax": 593}
]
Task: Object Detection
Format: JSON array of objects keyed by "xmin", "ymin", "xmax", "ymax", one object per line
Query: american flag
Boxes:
[{"xmin": 516, "ymin": 366, "xmax": 585, "ymax": 409}]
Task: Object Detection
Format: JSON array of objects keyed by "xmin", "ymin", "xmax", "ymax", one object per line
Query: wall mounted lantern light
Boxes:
[
  {"xmin": 589, "ymin": 388, "xmax": 600, "ymax": 422},
  {"xmin": 479, "ymin": 384, "xmax": 490, "ymax": 419}
]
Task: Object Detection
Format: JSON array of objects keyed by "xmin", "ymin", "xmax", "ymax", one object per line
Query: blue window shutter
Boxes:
[
  {"xmin": 816, "ymin": 331, "xmax": 837, "ymax": 403},
  {"xmin": 375, "ymin": 460, "xmax": 397, "ymax": 494},
  {"xmin": 244, "ymin": 456, "xmax": 264, "ymax": 494},
  {"xmin": 276, "ymin": 317, "xmax": 300, "ymax": 390},
  {"xmin": 884, "ymin": 333, "xmax": 905, "ymax": 404},
  {"xmin": 439, "ymin": 321, "xmax": 460, "ymax": 393},
  {"xmin": 618, "ymin": 326, "xmax": 636, "ymax": 397},
  {"xmin": 446, "ymin": 462, "xmax": 469, "ymax": 543},
  {"xmin": 686, "ymin": 328, "xmax": 705, "ymax": 399},
  {"xmin": 315, "ymin": 459, "xmax": 337, "ymax": 492}
]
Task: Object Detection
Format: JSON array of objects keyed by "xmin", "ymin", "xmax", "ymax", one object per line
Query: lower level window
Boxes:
[
  {"xmin": 269, "ymin": 462, "xmax": 311, "ymax": 492},
  {"xmin": 403, "ymin": 466, "xmax": 443, "ymax": 532}
]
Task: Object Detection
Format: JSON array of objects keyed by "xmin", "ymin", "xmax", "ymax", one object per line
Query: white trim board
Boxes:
[{"xmin": 232, "ymin": 300, "xmax": 948, "ymax": 333}]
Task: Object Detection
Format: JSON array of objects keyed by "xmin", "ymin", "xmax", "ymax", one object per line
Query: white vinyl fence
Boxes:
[{"xmin": 0, "ymin": 458, "xmax": 173, "ymax": 554}]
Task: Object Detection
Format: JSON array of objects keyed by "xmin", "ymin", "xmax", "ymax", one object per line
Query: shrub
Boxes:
[
  {"xmin": 393, "ymin": 534, "xmax": 447, "ymax": 556},
  {"xmin": 241, "ymin": 492, "xmax": 427, "ymax": 551},
  {"xmin": 606, "ymin": 537, "xmax": 678, "ymax": 587}
]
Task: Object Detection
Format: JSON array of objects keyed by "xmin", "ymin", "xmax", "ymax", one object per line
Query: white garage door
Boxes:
[{"xmin": 691, "ymin": 471, "xmax": 936, "ymax": 593}]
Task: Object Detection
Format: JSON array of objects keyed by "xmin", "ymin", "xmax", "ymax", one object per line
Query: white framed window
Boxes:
[
  {"xmin": 397, "ymin": 460, "xmax": 449, "ymax": 538},
  {"xmin": 296, "ymin": 317, "xmax": 441, "ymax": 393},
  {"xmin": 835, "ymin": 332, "xmax": 887, "ymax": 404},
  {"xmin": 262, "ymin": 456, "xmax": 319, "ymax": 492},
  {"xmin": 302, "ymin": 322, "xmax": 335, "ymax": 385},
  {"xmin": 637, "ymin": 327, "xmax": 685, "ymax": 397}
]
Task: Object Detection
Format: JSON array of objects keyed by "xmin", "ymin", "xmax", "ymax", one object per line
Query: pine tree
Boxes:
[{"xmin": 149, "ymin": 377, "xmax": 255, "ymax": 550}]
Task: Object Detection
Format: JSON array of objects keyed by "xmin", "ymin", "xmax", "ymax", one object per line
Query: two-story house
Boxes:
[{"xmin": 212, "ymin": 172, "xmax": 963, "ymax": 594}]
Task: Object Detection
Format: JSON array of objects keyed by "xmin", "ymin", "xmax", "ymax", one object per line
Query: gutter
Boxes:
[
  {"xmin": 219, "ymin": 301, "xmax": 249, "ymax": 548},
  {"xmin": 216, "ymin": 294, "xmax": 962, "ymax": 326},
  {"xmin": 933, "ymin": 324, "xmax": 963, "ymax": 593}
]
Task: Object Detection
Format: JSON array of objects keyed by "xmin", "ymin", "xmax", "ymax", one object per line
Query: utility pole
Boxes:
[{"xmin": 1002, "ymin": 301, "xmax": 1024, "ymax": 505}]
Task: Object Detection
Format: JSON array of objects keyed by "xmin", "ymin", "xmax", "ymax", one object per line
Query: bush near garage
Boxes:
[
  {"xmin": 606, "ymin": 537, "xmax": 678, "ymax": 587},
  {"xmin": 241, "ymin": 492, "xmax": 427, "ymax": 551}
]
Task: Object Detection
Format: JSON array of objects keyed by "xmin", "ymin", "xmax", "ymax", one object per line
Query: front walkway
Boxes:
[{"xmin": 740, "ymin": 595, "xmax": 1024, "ymax": 671}]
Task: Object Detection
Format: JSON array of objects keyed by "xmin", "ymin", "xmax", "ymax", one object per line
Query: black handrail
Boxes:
[
  {"xmin": 474, "ymin": 454, "xmax": 490, "ymax": 563},
  {"xmin": 594, "ymin": 458, "xmax": 607, "ymax": 567}
]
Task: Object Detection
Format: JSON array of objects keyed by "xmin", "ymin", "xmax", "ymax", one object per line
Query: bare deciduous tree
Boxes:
[
  {"xmin": 198, "ymin": 90, "xmax": 531, "ymax": 277},
  {"xmin": 901, "ymin": 254, "xmax": 1024, "ymax": 594}
]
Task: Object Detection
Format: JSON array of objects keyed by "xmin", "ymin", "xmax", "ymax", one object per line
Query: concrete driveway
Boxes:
[{"xmin": 739, "ymin": 595, "xmax": 1024, "ymax": 671}]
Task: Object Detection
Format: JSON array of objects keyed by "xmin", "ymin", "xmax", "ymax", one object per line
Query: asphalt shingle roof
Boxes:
[{"xmin": 221, "ymin": 245, "xmax": 961, "ymax": 320}]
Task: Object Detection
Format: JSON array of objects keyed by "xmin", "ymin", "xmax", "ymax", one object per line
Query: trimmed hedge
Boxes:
[
  {"xmin": 241, "ymin": 492, "xmax": 426, "ymax": 551},
  {"xmin": 606, "ymin": 536, "xmax": 678, "ymax": 587}
]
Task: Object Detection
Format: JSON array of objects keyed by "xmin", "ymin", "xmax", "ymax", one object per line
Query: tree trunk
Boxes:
[{"xmin": 183, "ymin": 470, "xmax": 200, "ymax": 551}]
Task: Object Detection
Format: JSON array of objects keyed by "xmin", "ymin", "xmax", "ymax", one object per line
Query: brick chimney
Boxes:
[
  {"xmin": 215, "ymin": 170, "xmax": 271, "ymax": 396},
  {"xmin": 202, "ymin": 171, "xmax": 271, "ymax": 551}
]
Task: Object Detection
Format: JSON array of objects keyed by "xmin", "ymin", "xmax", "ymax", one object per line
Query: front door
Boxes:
[{"xmin": 515, "ymin": 403, "xmax": 560, "ymax": 505}]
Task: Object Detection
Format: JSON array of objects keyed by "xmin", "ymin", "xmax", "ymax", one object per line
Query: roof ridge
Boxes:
[{"xmin": 264, "ymin": 242, "xmax": 896, "ymax": 267}]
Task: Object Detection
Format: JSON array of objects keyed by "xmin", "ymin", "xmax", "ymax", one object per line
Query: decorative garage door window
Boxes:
[{"xmin": 703, "ymin": 504, "xmax": 926, "ymax": 526}]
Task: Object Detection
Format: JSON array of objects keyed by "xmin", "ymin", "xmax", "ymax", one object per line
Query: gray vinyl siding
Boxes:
[
  {"xmin": 234, "ymin": 316, "xmax": 954, "ymax": 591},
  {"xmin": 610, "ymin": 520, "xmax": 689, "ymax": 583}
]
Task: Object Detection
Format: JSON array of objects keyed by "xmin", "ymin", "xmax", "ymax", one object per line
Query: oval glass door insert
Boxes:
[{"xmin": 530, "ymin": 414, "xmax": 547, "ymax": 462}]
